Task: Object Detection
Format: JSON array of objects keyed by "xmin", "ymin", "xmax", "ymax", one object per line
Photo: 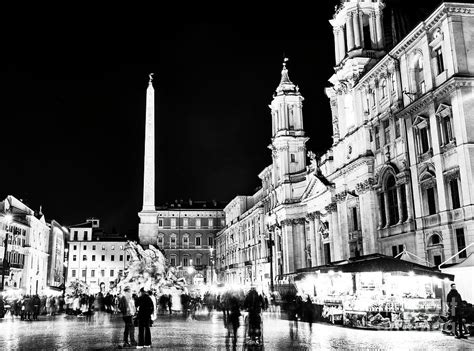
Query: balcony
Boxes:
[
  {"xmin": 447, "ymin": 208, "xmax": 464, "ymax": 222},
  {"xmin": 379, "ymin": 220, "xmax": 415, "ymax": 238},
  {"xmin": 422, "ymin": 213, "xmax": 441, "ymax": 228}
]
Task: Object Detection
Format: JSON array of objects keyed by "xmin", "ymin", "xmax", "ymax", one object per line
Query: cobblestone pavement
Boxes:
[{"xmin": 0, "ymin": 311, "xmax": 471, "ymax": 350}]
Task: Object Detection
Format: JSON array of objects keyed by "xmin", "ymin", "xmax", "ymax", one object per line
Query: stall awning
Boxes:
[{"xmin": 296, "ymin": 253, "xmax": 454, "ymax": 280}]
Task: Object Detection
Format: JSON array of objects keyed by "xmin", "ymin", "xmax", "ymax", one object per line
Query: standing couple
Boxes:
[{"xmin": 119, "ymin": 287, "xmax": 155, "ymax": 348}]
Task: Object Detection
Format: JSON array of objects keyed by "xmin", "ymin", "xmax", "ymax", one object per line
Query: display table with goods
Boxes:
[{"xmin": 292, "ymin": 254, "xmax": 453, "ymax": 331}]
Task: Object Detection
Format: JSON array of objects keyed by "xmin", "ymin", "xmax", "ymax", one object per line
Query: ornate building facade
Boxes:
[
  {"xmin": 0, "ymin": 195, "xmax": 68, "ymax": 295},
  {"xmin": 66, "ymin": 218, "xmax": 131, "ymax": 293},
  {"xmin": 216, "ymin": 1, "xmax": 474, "ymax": 290},
  {"xmin": 151, "ymin": 200, "xmax": 224, "ymax": 285}
]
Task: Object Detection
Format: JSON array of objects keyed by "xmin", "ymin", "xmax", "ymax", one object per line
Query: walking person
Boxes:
[
  {"xmin": 148, "ymin": 291, "xmax": 157, "ymax": 325},
  {"xmin": 119, "ymin": 286, "xmax": 137, "ymax": 348},
  {"xmin": 447, "ymin": 283, "xmax": 468, "ymax": 339},
  {"xmin": 136, "ymin": 288, "xmax": 154, "ymax": 349},
  {"xmin": 303, "ymin": 295, "xmax": 314, "ymax": 333},
  {"xmin": 167, "ymin": 294, "xmax": 172, "ymax": 315},
  {"xmin": 226, "ymin": 294, "xmax": 241, "ymax": 349}
]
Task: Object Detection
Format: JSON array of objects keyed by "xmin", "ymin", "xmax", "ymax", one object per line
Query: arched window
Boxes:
[
  {"xmin": 182, "ymin": 234, "xmax": 189, "ymax": 248},
  {"xmin": 430, "ymin": 234, "xmax": 441, "ymax": 245},
  {"xmin": 157, "ymin": 235, "xmax": 164, "ymax": 247},
  {"xmin": 386, "ymin": 175, "xmax": 399, "ymax": 225},
  {"xmin": 420, "ymin": 170, "xmax": 438, "ymax": 215},
  {"xmin": 170, "ymin": 234, "xmax": 177, "ymax": 247},
  {"xmin": 412, "ymin": 54, "xmax": 425, "ymax": 95},
  {"xmin": 195, "ymin": 234, "xmax": 202, "ymax": 247},
  {"xmin": 381, "ymin": 79, "xmax": 388, "ymax": 99}
]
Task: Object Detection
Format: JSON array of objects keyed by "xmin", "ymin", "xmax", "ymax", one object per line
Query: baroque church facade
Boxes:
[{"xmin": 215, "ymin": 0, "xmax": 474, "ymax": 288}]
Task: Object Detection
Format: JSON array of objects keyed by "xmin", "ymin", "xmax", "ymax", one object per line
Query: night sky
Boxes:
[{"xmin": 1, "ymin": 1, "xmax": 445, "ymax": 238}]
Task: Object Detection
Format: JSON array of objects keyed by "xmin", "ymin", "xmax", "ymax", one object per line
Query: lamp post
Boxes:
[
  {"xmin": 1, "ymin": 214, "xmax": 14, "ymax": 291},
  {"xmin": 209, "ymin": 247, "xmax": 214, "ymax": 285},
  {"xmin": 63, "ymin": 246, "xmax": 69, "ymax": 296},
  {"xmin": 266, "ymin": 225, "xmax": 275, "ymax": 293}
]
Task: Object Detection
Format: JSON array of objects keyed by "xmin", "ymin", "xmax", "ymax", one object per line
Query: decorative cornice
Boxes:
[
  {"xmin": 444, "ymin": 167, "xmax": 460, "ymax": 183},
  {"xmin": 293, "ymin": 218, "xmax": 306, "ymax": 225},
  {"xmin": 336, "ymin": 155, "xmax": 375, "ymax": 178},
  {"xmin": 325, "ymin": 202, "xmax": 337, "ymax": 213},
  {"xmin": 397, "ymin": 77, "xmax": 474, "ymax": 120},
  {"xmin": 355, "ymin": 3, "xmax": 472, "ymax": 92},
  {"xmin": 355, "ymin": 177, "xmax": 375, "ymax": 194},
  {"xmin": 306, "ymin": 211, "xmax": 320, "ymax": 220},
  {"xmin": 334, "ymin": 190, "xmax": 348, "ymax": 203},
  {"xmin": 420, "ymin": 177, "xmax": 437, "ymax": 190}
]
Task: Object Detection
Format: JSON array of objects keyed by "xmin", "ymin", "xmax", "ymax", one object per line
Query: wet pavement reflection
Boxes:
[{"xmin": 0, "ymin": 311, "xmax": 471, "ymax": 350}]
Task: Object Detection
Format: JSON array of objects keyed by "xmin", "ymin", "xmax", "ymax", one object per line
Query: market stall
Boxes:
[{"xmin": 294, "ymin": 254, "xmax": 453, "ymax": 330}]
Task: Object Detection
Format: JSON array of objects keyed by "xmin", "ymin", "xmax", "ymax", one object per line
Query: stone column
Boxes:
[
  {"xmin": 375, "ymin": 12, "xmax": 384, "ymax": 49},
  {"xmin": 314, "ymin": 217, "xmax": 322, "ymax": 266},
  {"xmin": 346, "ymin": 13, "xmax": 355, "ymax": 51},
  {"xmin": 334, "ymin": 28, "xmax": 341, "ymax": 64},
  {"xmin": 308, "ymin": 213, "xmax": 319, "ymax": 267},
  {"xmin": 353, "ymin": 11, "xmax": 361, "ymax": 48},
  {"xmin": 405, "ymin": 182, "xmax": 414, "ymax": 222},
  {"xmin": 282, "ymin": 220, "xmax": 294, "ymax": 274},
  {"xmin": 338, "ymin": 27, "xmax": 346, "ymax": 63},
  {"xmin": 293, "ymin": 219, "xmax": 306, "ymax": 270},
  {"xmin": 370, "ymin": 12, "xmax": 377, "ymax": 50},
  {"xmin": 396, "ymin": 185, "xmax": 404, "ymax": 224},
  {"xmin": 378, "ymin": 193, "xmax": 385, "ymax": 228},
  {"xmin": 330, "ymin": 99, "xmax": 340, "ymax": 145},
  {"xmin": 384, "ymin": 191, "xmax": 391, "ymax": 227}
]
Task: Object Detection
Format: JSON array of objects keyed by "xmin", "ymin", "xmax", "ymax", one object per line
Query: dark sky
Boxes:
[{"xmin": 1, "ymin": 1, "xmax": 444, "ymax": 238}]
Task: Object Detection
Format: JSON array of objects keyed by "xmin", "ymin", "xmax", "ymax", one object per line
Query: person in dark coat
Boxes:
[
  {"xmin": 25, "ymin": 295, "xmax": 34, "ymax": 321},
  {"xmin": 136, "ymin": 287, "xmax": 154, "ymax": 348},
  {"xmin": 447, "ymin": 283, "xmax": 467, "ymax": 339},
  {"xmin": 303, "ymin": 295, "xmax": 314, "ymax": 332},
  {"xmin": 227, "ymin": 295, "xmax": 241, "ymax": 347},
  {"xmin": 167, "ymin": 294, "xmax": 172, "ymax": 315},
  {"xmin": 32, "ymin": 295, "xmax": 41, "ymax": 320}
]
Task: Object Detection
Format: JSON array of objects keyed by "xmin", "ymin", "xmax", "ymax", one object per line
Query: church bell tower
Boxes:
[{"xmin": 269, "ymin": 59, "xmax": 308, "ymax": 187}]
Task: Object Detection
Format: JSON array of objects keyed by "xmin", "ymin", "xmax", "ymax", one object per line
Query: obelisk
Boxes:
[{"xmin": 142, "ymin": 73, "xmax": 155, "ymax": 211}]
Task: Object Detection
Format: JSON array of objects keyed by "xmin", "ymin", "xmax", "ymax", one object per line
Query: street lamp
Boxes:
[
  {"xmin": 63, "ymin": 247, "xmax": 69, "ymax": 296},
  {"xmin": 209, "ymin": 247, "xmax": 214, "ymax": 285},
  {"xmin": 265, "ymin": 224, "xmax": 275, "ymax": 293},
  {"xmin": 1, "ymin": 214, "xmax": 14, "ymax": 291}
]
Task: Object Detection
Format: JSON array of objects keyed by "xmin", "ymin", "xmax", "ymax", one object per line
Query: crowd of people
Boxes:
[{"xmin": 0, "ymin": 295, "xmax": 66, "ymax": 320}]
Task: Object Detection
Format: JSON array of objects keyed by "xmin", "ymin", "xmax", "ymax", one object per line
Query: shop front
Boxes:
[{"xmin": 294, "ymin": 254, "xmax": 453, "ymax": 330}]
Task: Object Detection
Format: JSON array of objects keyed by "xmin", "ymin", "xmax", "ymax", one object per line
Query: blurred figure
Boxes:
[
  {"xmin": 119, "ymin": 286, "xmax": 137, "ymax": 348},
  {"xmin": 148, "ymin": 291, "xmax": 157, "ymax": 325},
  {"xmin": 303, "ymin": 295, "xmax": 314, "ymax": 332},
  {"xmin": 287, "ymin": 295, "xmax": 302, "ymax": 340},
  {"xmin": 32, "ymin": 295, "xmax": 41, "ymax": 320},
  {"xmin": 244, "ymin": 287, "xmax": 264, "ymax": 345},
  {"xmin": 167, "ymin": 294, "xmax": 172, "ymax": 315},
  {"xmin": 227, "ymin": 294, "xmax": 241, "ymax": 349},
  {"xmin": 447, "ymin": 283, "xmax": 467, "ymax": 339},
  {"xmin": 158, "ymin": 294, "xmax": 168, "ymax": 315},
  {"xmin": 136, "ymin": 288, "xmax": 154, "ymax": 348}
]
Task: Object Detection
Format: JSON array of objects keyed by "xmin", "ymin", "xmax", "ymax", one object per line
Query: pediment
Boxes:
[
  {"xmin": 435, "ymin": 103, "xmax": 451, "ymax": 118},
  {"xmin": 301, "ymin": 172, "xmax": 333, "ymax": 201},
  {"xmin": 413, "ymin": 114, "xmax": 428, "ymax": 128}
]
